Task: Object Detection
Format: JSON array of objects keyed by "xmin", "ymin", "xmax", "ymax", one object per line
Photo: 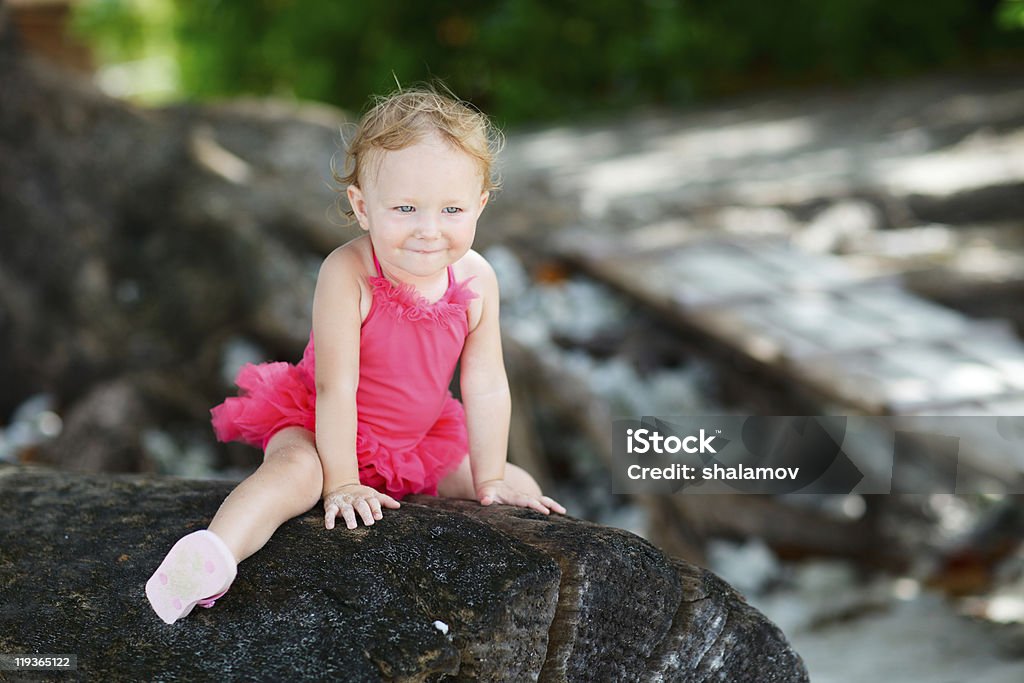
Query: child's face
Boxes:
[{"xmin": 348, "ymin": 132, "xmax": 489, "ymax": 279}]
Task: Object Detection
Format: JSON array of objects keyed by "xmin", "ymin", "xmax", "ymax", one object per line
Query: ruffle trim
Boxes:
[
  {"xmin": 210, "ymin": 361, "xmax": 316, "ymax": 450},
  {"xmin": 210, "ymin": 361, "xmax": 467, "ymax": 499},
  {"xmin": 367, "ymin": 274, "xmax": 478, "ymax": 328},
  {"xmin": 354, "ymin": 397, "xmax": 468, "ymax": 499}
]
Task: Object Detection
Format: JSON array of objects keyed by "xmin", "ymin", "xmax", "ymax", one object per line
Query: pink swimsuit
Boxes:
[{"xmin": 210, "ymin": 246, "xmax": 478, "ymax": 499}]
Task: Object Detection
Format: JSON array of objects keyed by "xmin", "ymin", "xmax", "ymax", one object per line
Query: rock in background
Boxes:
[{"xmin": 0, "ymin": 10, "xmax": 353, "ymax": 474}]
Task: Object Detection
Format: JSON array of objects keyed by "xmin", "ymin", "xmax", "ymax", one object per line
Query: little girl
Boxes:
[{"xmin": 146, "ymin": 86, "xmax": 565, "ymax": 625}]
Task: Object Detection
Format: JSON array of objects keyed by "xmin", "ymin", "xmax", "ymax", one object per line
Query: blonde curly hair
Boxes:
[{"xmin": 331, "ymin": 83, "xmax": 504, "ymax": 220}]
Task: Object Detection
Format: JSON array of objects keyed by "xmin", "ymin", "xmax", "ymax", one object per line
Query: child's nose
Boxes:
[{"xmin": 415, "ymin": 216, "xmax": 441, "ymax": 238}]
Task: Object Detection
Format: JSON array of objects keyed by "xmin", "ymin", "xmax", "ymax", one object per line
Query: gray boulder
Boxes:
[{"xmin": 0, "ymin": 464, "xmax": 808, "ymax": 681}]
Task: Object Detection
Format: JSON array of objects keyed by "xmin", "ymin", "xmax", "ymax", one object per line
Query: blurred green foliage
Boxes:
[
  {"xmin": 72, "ymin": 0, "xmax": 1024, "ymax": 127},
  {"xmin": 999, "ymin": 0, "xmax": 1024, "ymax": 29}
]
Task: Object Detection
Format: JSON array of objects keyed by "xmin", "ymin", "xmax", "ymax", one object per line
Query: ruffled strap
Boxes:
[{"xmin": 367, "ymin": 274, "xmax": 478, "ymax": 328}]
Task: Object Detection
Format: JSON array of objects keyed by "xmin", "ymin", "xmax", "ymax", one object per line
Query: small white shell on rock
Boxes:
[{"xmin": 432, "ymin": 620, "xmax": 449, "ymax": 635}]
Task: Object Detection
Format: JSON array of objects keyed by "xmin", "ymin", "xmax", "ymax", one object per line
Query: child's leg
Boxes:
[
  {"xmin": 437, "ymin": 455, "xmax": 542, "ymax": 500},
  {"xmin": 208, "ymin": 426, "xmax": 324, "ymax": 563},
  {"xmin": 147, "ymin": 426, "xmax": 323, "ymax": 623}
]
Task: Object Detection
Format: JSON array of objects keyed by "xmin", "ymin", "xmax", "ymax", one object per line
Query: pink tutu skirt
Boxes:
[{"xmin": 209, "ymin": 361, "xmax": 468, "ymax": 500}]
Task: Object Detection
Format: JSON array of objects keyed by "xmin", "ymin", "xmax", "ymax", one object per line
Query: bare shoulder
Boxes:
[
  {"xmin": 321, "ymin": 235, "xmax": 374, "ymax": 279},
  {"xmin": 315, "ymin": 235, "xmax": 374, "ymax": 320},
  {"xmin": 455, "ymin": 249, "xmax": 499, "ymax": 333},
  {"xmin": 454, "ymin": 248, "xmax": 499, "ymax": 295}
]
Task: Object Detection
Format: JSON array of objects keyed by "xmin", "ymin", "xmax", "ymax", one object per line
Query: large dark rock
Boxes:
[
  {"xmin": 0, "ymin": 13, "xmax": 351, "ymax": 473},
  {"xmin": 0, "ymin": 464, "xmax": 808, "ymax": 681}
]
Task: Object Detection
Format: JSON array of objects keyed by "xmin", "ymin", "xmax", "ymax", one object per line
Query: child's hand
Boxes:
[
  {"xmin": 475, "ymin": 479, "xmax": 567, "ymax": 516},
  {"xmin": 323, "ymin": 483, "xmax": 401, "ymax": 530}
]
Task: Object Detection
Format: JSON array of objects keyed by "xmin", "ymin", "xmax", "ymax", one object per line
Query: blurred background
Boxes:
[
  {"xmin": 28, "ymin": 0, "xmax": 1024, "ymax": 121},
  {"xmin": 3, "ymin": 1, "xmax": 1024, "ymax": 680}
]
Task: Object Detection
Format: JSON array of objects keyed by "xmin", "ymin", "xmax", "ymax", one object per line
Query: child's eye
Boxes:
[
  {"xmin": 442, "ymin": 207, "xmax": 463, "ymax": 215},
  {"xmin": 395, "ymin": 206, "xmax": 414, "ymax": 213}
]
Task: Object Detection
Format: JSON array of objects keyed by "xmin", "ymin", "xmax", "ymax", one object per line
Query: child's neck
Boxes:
[{"xmin": 378, "ymin": 262, "xmax": 449, "ymax": 303}]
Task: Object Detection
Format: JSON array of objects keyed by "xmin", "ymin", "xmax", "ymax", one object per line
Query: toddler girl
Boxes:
[{"xmin": 146, "ymin": 86, "xmax": 565, "ymax": 625}]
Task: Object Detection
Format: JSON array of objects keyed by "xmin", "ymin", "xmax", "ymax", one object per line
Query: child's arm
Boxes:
[
  {"xmin": 312, "ymin": 247, "xmax": 400, "ymax": 530},
  {"xmin": 460, "ymin": 258, "xmax": 509, "ymax": 486},
  {"xmin": 460, "ymin": 255, "xmax": 559, "ymax": 514}
]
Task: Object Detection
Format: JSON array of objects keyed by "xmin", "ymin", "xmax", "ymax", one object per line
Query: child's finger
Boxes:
[
  {"xmin": 355, "ymin": 498, "xmax": 375, "ymax": 526},
  {"xmin": 377, "ymin": 493, "xmax": 401, "ymax": 509},
  {"xmin": 526, "ymin": 498, "xmax": 551, "ymax": 515},
  {"xmin": 324, "ymin": 503, "xmax": 339, "ymax": 530},
  {"xmin": 540, "ymin": 496, "xmax": 567, "ymax": 515},
  {"xmin": 369, "ymin": 498, "xmax": 383, "ymax": 520},
  {"xmin": 506, "ymin": 492, "xmax": 544, "ymax": 514},
  {"xmin": 341, "ymin": 503, "xmax": 358, "ymax": 530}
]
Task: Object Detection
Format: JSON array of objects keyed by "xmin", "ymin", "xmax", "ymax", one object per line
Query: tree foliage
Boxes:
[{"xmin": 73, "ymin": 0, "xmax": 1024, "ymax": 126}]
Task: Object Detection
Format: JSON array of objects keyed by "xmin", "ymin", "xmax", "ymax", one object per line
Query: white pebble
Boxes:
[
  {"xmin": 432, "ymin": 620, "xmax": 449, "ymax": 635},
  {"xmin": 36, "ymin": 411, "xmax": 63, "ymax": 438}
]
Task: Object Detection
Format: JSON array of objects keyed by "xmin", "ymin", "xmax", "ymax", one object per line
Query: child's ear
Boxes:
[
  {"xmin": 347, "ymin": 185, "xmax": 369, "ymax": 230},
  {"xmin": 478, "ymin": 190, "xmax": 490, "ymax": 214}
]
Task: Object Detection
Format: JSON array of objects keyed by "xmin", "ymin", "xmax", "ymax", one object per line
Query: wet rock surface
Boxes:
[{"xmin": 0, "ymin": 464, "xmax": 807, "ymax": 682}]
